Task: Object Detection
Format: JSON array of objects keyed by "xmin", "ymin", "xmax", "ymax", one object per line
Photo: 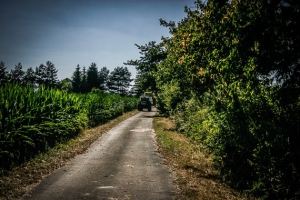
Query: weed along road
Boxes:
[{"xmin": 23, "ymin": 110, "xmax": 177, "ymax": 200}]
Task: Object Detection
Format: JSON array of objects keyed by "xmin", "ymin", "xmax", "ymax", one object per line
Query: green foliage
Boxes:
[
  {"xmin": 0, "ymin": 61, "xmax": 59, "ymax": 88},
  {"xmin": 87, "ymin": 62, "xmax": 99, "ymax": 92},
  {"xmin": 173, "ymin": 97, "xmax": 219, "ymax": 148},
  {"xmin": 59, "ymin": 78, "xmax": 72, "ymax": 93},
  {"xmin": 0, "ymin": 61, "xmax": 8, "ymax": 84},
  {"xmin": 157, "ymin": 80, "xmax": 183, "ymax": 111},
  {"xmin": 136, "ymin": 0, "xmax": 300, "ymax": 198},
  {"xmin": 71, "ymin": 64, "xmax": 130, "ymax": 94},
  {"xmin": 81, "ymin": 66, "xmax": 88, "ymax": 93},
  {"xmin": 23, "ymin": 67, "xmax": 36, "ymax": 86},
  {"xmin": 44, "ymin": 61, "xmax": 59, "ymax": 88},
  {"xmin": 83, "ymin": 92, "xmax": 138, "ymax": 127},
  {"xmin": 107, "ymin": 66, "xmax": 132, "ymax": 96},
  {"xmin": 0, "ymin": 83, "xmax": 138, "ymax": 170},
  {"xmin": 0, "ymin": 84, "xmax": 86, "ymax": 169},
  {"xmin": 124, "ymin": 41, "xmax": 167, "ymax": 93},
  {"xmin": 72, "ymin": 64, "xmax": 82, "ymax": 93},
  {"xmin": 34, "ymin": 61, "xmax": 59, "ymax": 88},
  {"xmin": 98, "ymin": 67, "xmax": 110, "ymax": 91},
  {"xmin": 9, "ymin": 63, "xmax": 25, "ymax": 84}
]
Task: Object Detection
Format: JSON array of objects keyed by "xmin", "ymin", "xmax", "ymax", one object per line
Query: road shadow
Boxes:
[
  {"xmin": 137, "ymin": 108, "xmax": 163, "ymax": 118},
  {"xmin": 143, "ymin": 114, "xmax": 161, "ymax": 118}
]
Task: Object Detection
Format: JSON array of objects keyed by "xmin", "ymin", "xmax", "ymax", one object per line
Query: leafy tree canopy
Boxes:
[{"xmin": 124, "ymin": 41, "xmax": 167, "ymax": 93}]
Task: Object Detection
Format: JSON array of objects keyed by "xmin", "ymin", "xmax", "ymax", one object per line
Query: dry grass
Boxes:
[
  {"xmin": 0, "ymin": 110, "xmax": 139, "ymax": 200},
  {"xmin": 153, "ymin": 115, "xmax": 257, "ymax": 200}
]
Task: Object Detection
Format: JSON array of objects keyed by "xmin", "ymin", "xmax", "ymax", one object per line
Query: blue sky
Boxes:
[{"xmin": 0, "ymin": 0, "xmax": 195, "ymax": 80}]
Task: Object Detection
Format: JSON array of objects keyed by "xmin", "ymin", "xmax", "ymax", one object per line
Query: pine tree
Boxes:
[
  {"xmin": 71, "ymin": 64, "xmax": 82, "ymax": 93},
  {"xmin": 98, "ymin": 67, "xmax": 110, "ymax": 91},
  {"xmin": 0, "ymin": 61, "xmax": 8, "ymax": 84},
  {"xmin": 35, "ymin": 64, "xmax": 46, "ymax": 87},
  {"xmin": 87, "ymin": 62, "xmax": 98, "ymax": 92},
  {"xmin": 23, "ymin": 67, "xmax": 36, "ymax": 86},
  {"xmin": 9, "ymin": 63, "xmax": 25, "ymax": 84},
  {"xmin": 45, "ymin": 61, "xmax": 58, "ymax": 88},
  {"xmin": 107, "ymin": 66, "xmax": 132, "ymax": 96},
  {"xmin": 34, "ymin": 62, "xmax": 58, "ymax": 88},
  {"xmin": 81, "ymin": 66, "xmax": 88, "ymax": 93}
]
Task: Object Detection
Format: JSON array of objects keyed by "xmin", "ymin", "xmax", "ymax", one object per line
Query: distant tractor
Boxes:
[
  {"xmin": 138, "ymin": 96, "xmax": 152, "ymax": 111},
  {"xmin": 143, "ymin": 92, "xmax": 156, "ymax": 106}
]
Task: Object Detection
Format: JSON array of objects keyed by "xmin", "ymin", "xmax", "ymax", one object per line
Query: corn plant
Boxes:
[
  {"xmin": 0, "ymin": 83, "xmax": 138, "ymax": 170},
  {"xmin": 0, "ymin": 84, "xmax": 87, "ymax": 169}
]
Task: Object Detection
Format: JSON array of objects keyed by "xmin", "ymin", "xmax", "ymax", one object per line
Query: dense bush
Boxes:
[
  {"xmin": 173, "ymin": 86, "xmax": 300, "ymax": 198},
  {"xmin": 129, "ymin": 0, "xmax": 300, "ymax": 198}
]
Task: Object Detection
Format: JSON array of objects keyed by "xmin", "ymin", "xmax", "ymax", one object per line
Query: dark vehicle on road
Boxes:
[{"xmin": 138, "ymin": 96, "xmax": 152, "ymax": 111}]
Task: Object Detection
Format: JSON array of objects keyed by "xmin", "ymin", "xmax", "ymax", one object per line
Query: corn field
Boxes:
[{"xmin": 0, "ymin": 84, "xmax": 138, "ymax": 170}]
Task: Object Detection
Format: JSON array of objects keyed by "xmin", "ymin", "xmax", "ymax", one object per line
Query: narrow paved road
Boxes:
[{"xmin": 23, "ymin": 110, "xmax": 177, "ymax": 200}]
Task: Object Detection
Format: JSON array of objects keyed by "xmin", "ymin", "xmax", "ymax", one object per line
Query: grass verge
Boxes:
[
  {"xmin": 0, "ymin": 110, "xmax": 139, "ymax": 200},
  {"xmin": 153, "ymin": 114, "xmax": 258, "ymax": 200}
]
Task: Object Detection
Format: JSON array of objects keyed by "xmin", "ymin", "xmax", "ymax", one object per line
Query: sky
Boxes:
[{"xmin": 0, "ymin": 0, "xmax": 195, "ymax": 80}]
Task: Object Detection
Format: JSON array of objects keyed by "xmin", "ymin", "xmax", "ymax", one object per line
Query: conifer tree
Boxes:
[
  {"xmin": 98, "ymin": 67, "xmax": 110, "ymax": 91},
  {"xmin": 44, "ymin": 61, "xmax": 58, "ymax": 88},
  {"xmin": 107, "ymin": 66, "xmax": 132, "ymax": 96},
  {"xmin": 35, "ymin": 64, "xmax": 46, "ymax": 87},
  {"xmin": 81, "ymin": 66, "xmax": 88, "ymax": 93},
  {"xmin": 71, "ymin": 64, "xmax": 82, "ymax": 93},
  {"xmin": 87, "ymin": 62, "xmax": 98, "ymax": 92},
  {"xmin": 23, "ymin": 67, "xmax": 36, "ymax": 86},
  {"xmin": 9, "ymin": 63, "xmax": 25, "ymax": 84},
  {"xmin": 0, "ymin": 61, "xmax": 8, "ymax": 84}
]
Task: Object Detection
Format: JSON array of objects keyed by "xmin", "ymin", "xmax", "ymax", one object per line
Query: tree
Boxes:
[
  {"xmin": 44, "ymin": 61, "xmax": 58, "ymax": 88},
  {"xmin": 71, "ymin": 64, "xmax": 82, "ymax": 93},
  {"xmin": 9, "ymin": 63, "xmax": 25, "ymax": 84},
  {"xmin": 0, "ymin": 61, "xmax": 8, "ymax": 84},
  {"xmin": 23, "ymin": 67, "xmax": 36, "ymax": 86},
  {"xmin": 59, "ymin": 78, "xmax": 72, "ymax": 93},
  {"xmin": 128, "ymin": 78, "xmax": 143, "ymax": 97},
  {"xmin": 107, "ymin": 66, "xmax": 132, "ymax": 96},
  {"xmin": 81, "ymin": 66, "xmax": 88, "ymax": 93},
  {"xmin": 124, "ymin": 41, "xmax": 167, "ymax": 93},
  {"xmin": 35, "ymin": 64, "xmax": 46, "ymax": 87},
  {"xmin": 98, "ymin": 67, "xmax": 110, "ymax": 91},
  {"xmin": 151, "ymin": 0, "xmax": 300, "ymax": 198},
  {"xmin": 34, "ymin": 61, "xmax": 58, "ymax": 88},
  {"xmin": 87, "ymin": 62, "xmax": 99, "ymax": 92}
]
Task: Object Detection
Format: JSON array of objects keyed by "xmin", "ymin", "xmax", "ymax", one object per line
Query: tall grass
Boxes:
[{"xmin": 0, "ymin": 84, "xmax": 138, "ymax": 170}]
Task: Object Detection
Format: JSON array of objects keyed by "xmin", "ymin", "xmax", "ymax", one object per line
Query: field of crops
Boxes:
[{"xmin": 0, "ymin": 84, "xmax": 138, "ymax": 170}]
